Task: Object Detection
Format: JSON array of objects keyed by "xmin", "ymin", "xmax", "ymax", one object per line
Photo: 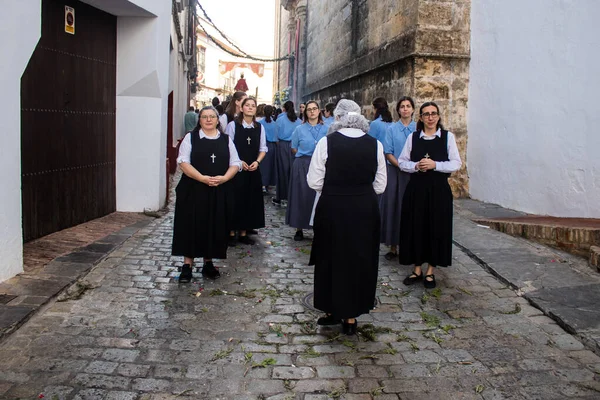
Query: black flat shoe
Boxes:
[
  {"xmin": 317, "ymin": 314, "xmax": 341, "ymax": 326},
  {"xmin": 179, "ymin": 264, "xmax": 193, "ymax": 283},
  {"xmin": 403, "ymin": 271, "xmax": 423, "ymax": 286},
  {"xmin": 238, "ymin": 235, "xmax": 255, "ymax": 245},
  {"xmin": 271, "ymin": 198, "xmax": 281, "ymax": 206},
  {"xmin": 384, "ymin": 252, "xmax": 397, "ymax": 261},
  {"xmin": 202, "ymin": 261, "xmax": 220, "ymax": 280},
  {"xmin": 228, "ymin": 235, "xmax": 237, "ymax": 247},
  {"xmin": 342, "ymin": 320, "xmax": 357, "ymax": 335},
  {"xmin": 293, "ymin": 230, "xmax": 304, "ymax": 241},
  {"xmin": 247, "ymin": 229, "xmax": 259, "ymax": 235},
  {"xmin": 424, "ymin": 274, "xmax": 436, "ymax": 289}
]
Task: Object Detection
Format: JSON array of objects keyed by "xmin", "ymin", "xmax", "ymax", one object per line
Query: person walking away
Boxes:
[
  {"xmin": 322, "ymin": 103, "xmax": 335, "ymax": 128},
  {"xmin": 259, "ymin": 105, "xmax": 277, "ymax": 194},
  {"xmin": 369, "ymin": 97, "xmax": 393, "ymax": 143},
  {"xmin": 380, "ymin": 96, "xmax": 416, "ymax": 260},
  {"xmin": 398, "ymin": 101, "xmax": 462, "ymax": 289},
  {"xmin": 307, "ymin": 99, "xmax": 387, "ymax": 335},
  {"xmin": 226, "ymin": 98, "xmax": 267, "ymax": 246},
  {"xmin": 286, "ymin": 101, "xmax": 327, "ymax": 241},
  {"xmin": 273, "ymin": 100, "xmax": 301, "ymax": 206},
  {"xmin": 172, "ymin": 106, "xmax": 241, "ymax": 282},
  {"xmin": 219, "ymin": 91, "xmax": 247, "ymax": 133},
  {"xmin": 184, "ymin": 106, "xmax": 198, "ymax": 133}
]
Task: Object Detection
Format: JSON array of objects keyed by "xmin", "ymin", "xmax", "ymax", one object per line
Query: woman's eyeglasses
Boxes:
[
  {"xmin": 421, "ymin": 112, "xmax": 439, "ymax": 118},
  {"xmin": 200, "ymin": 115, "xmax": 218, "ymax": 120}
]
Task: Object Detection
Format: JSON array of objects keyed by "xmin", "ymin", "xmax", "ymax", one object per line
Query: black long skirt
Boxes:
[
  {"xmin": 172, "ymin": 178, "xmax": 232, "ymax": 259},
  {"xmin": 285, "ymin": 156, "xmax": 315, "ymax": 230},
  {"xmin": 379, "ymin": 164, "xmax": 410, "ymax": 246},
  {"xmin": 310, "ymin": 191, "xmax": 380, "ymax": 319},
  {"xmin": 398, "ymin": 175, "xmax": 453, "ymax": 267},
  {"xmin": 231, "ymin": 169, "xmax": 266, "ymax": 230},
  {"xmin": 261, "ymin": 142, "xmax": 277, "ymax": 187},
  {"xmin": 275, "ymin": 140, "xmax": 293, "ymax": 201}
]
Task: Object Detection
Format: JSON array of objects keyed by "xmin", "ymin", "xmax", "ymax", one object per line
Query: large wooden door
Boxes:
[{"xmin": 21, "ymin": 0, "xmax": 117, "ymax": 242}]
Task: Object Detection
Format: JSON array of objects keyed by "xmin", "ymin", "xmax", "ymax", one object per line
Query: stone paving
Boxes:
[{"xmin": 1, "ymin": 190, "xmax": 600, "ymax": 399}]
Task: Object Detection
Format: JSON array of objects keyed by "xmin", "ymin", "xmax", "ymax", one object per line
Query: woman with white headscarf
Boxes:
[{"xmin": 307, "ymin": 99, "xmax": 387, "ymax": 335}]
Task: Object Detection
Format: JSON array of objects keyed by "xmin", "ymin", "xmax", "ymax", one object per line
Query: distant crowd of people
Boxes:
[{"xmin": 173, "ymin": 93, "xmax": 462, "ymax": 335}]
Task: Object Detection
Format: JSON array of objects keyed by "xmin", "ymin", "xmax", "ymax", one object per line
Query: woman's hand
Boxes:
[
  {"xmin": 417, "ymin": 158, "xmax": 436, "ymax": 172},
  {"xmin": 207, "ymin": 175, "xmax": 226, "ymax": 186},
  {"xmin": 247, "ymin": 161, "xmax": 259, "ymax": 171},
  {"xmin": 241, "ymin": 161, "xmax": 250, "ymax": 171}
]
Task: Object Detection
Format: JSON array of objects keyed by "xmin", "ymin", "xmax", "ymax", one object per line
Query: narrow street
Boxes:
[{"xmin": 0, "ymin": 182, "xmax": 599, "ymax": 399}]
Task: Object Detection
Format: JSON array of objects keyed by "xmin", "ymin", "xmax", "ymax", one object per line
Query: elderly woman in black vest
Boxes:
[
  {"xmin": 307, "ymin": 99, "xmax": 387, "ymax": 335},
  {"xmin": 172, "ymin": 106, "xmax": 241, "ymax": 282}
]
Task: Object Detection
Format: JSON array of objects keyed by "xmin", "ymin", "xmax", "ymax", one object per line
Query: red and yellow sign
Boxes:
[{"xmin": 65, "ymin": 6, "xmax": 75, "ymax": 35}]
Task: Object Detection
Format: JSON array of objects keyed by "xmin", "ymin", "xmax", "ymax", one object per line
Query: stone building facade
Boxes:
[{"xmin": 274, "ymin": 0, "xmax": 470, "ymax": 197}]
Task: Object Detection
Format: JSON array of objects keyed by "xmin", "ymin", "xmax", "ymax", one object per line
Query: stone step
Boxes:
[{"xmin": 473, "ymin": 218, "xmax": 600, "ymax": 272}]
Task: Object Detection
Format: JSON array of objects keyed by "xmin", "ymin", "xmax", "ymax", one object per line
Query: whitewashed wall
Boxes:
[
  {"xmin": 0, "ymin": 0, "xmax": 41, "ymax": 282},
  {"xmin": 468, "ymin": 0, "xmax": 600, "ymax": 217},
  {"xmin": 114, "ymin": 1, "xmax": 171, "ymax": 212}
]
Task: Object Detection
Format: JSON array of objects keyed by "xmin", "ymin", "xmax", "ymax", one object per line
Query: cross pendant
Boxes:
[
  {"xmin": 210, "ymin": 153, "xmax": 216, "ymax": 163},
  {"xmin": 424, "ymin": 153, "xmax": 430, "ymax": 159},
  {"xmin": 247, "ymin": 137, "xmax": 251, "ymax": 145}
]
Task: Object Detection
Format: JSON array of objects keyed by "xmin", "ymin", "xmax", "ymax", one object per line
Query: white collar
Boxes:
[
  {"xmin": 242, "ymin": 120, "xmax": 255, "ymax": 128},
  {"xmin": 419, "ymin": 128, "xmax": 441, "ymax": 138},
  {"xmin": 338, "ymin": 128, "xmax": 366, "ymax": 138},
  {"xmin": 199, "ymin": 129, "xmax": 220, "ymax": 139}
]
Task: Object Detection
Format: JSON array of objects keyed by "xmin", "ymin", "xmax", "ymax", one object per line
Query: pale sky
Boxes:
[{"xmin": 198, "ymin": 0, "xmax": 276, "ymax": 58}]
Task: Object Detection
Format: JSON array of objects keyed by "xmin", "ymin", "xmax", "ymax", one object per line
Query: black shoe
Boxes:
[
  {"xmin": 179, "ymin": 264, "xmax": 193, "ymax": 283},
  {"xmin": 342, "ymin": 320, "xmax": 357, "ymax": 335},
  {"xmin": 228, "ymin": 235, "xmax": 237, "ymax": 247},
  {"xmin": 424, "ymin": 274, "xmax": 436, "ymax": 289},
  {"xmin": 247, "ymin": 229, "xmax": 259, "ymax": 235},
  {"xmin": 384, "ymin": 252, "xmax": 397, "ymax": 261},
  {"xmin": 271, "ymin": 198, "xmax": 281, "ymax": 206},
  {"xmin": 317, "ymin": 314, "xmax": 341, "ymax": 326},
  {"xmin": 262, "ymin": 187, "xmax": 268, "ymax": 195},
  {"xmin": 202, "ymin": 261, "xmax": 220, "ymax": 280},
  {"xmin": 403, "ymin": 271, "xmax": 423, "ymax": 286},
  {"xmin": 293, "ymin": 230, "xmax": 304, "ymax": 241},
  {"xmin": 238, "ymin": 235, "xmax": 255, "ymax": 245}
]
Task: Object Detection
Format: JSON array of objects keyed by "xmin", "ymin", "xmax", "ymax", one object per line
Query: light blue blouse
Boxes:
[
  {"xmin": 275, "ymin": 113, "xmax": 301, "ymax": 141},
  {"xmin": 369, "ymin": 116, "xmax": 392, "ymax": 144},
  {"xmin": 322, "ymin": 116, "xmax": 334, "ymax": 128},
  {"xmin": 259, "ymin": 118, "xmax": 277, "ymax": 142},
  {"xmin": 384, "ymin": 120, "xmax": 417, "ymax": 159},
  {"xmin": 291, "ymin": 123, "xmax": 328, "ymax": 157}
]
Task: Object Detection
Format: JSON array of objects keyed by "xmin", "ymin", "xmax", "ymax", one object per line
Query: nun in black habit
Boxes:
[
  {"xmin": 307, "ymin": 99, "xmax": 387, "ymax": 335},
  {"xmin": 172, "ymin": 106, "xmax": 242, "ymax": 282}
]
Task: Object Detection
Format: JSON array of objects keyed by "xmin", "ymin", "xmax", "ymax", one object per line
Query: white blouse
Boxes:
[
  {"xmin": 176, "ymin": 130, "xmax": 242, "ymax": 170},
  {"xmin": 307, "ymin": 128, "xmax": 387, "ymax": 195},
  {"xmin": 225, "ymin": 120, "xmax": 269, "ymax": 153},
  {"xmin": 398, "ymin": 129, "xmax": 462, "ymax": 173}
]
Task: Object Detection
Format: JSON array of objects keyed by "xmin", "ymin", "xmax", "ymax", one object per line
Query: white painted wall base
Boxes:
[
  {"xmin": 468, "ymin": 0, "xmax": 600, "ymax": 218},
  {"xmin": 0, "ymin": 0, "xmax": 41, "ymax": 282}
]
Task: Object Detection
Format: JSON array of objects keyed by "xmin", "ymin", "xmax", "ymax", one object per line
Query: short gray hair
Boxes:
[{"xmin": 326, "ymin": 99, "xmax": 370, "ymax": 134}]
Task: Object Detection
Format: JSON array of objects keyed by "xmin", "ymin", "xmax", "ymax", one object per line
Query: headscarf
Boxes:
[{"xmin": 327, "ymin": 99, "xmax": 370, "ymax": 135}]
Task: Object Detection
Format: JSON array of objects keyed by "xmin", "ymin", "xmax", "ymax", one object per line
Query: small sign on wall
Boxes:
[{"xmin": 65, "ymin": 6, "xmax": 75, "ymax": 35}]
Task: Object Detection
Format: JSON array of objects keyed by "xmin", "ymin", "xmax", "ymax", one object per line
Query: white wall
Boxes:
[
  {"xmin": 468, "ymin": 0, "xmax": 600, "ymax": 217},
  {"xmin": 115, "ymin": 0, "xmax": 171, "ymax": 212},
  {"xmin": 0, "ymin": 0, "xmax": 41, "ymax": 282}
]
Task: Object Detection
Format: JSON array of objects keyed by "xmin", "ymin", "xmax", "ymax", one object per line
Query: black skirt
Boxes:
[
  {"xmin": 285, "ymin": 156, "xmax": 315, "ymax": 230},
  {"xmin": 231, "ymin": 169, "xmax": 266, "ymax": 230},
  {"xmin": 310, "ymin": 190, "xmax": 380, "ymax": 319},
  {"xmin": 398, "ymin": 174, "xmax": 453, "ymax": 267},
  {"xmin": 379, "ymin": 164, "xmax": 410, "ymax": 246},
  {"xmin": 172, "ymin": 178, "xmax": 233, "ymax": 259}
]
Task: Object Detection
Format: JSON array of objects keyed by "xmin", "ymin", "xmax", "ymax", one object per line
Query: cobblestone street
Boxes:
[{"xmin": 1, "ymin": 189, "xmax": 599, "ymax": 399}]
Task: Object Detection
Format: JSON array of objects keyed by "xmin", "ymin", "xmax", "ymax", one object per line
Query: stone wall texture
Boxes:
[{"xmin": 274, "ymin": 0, "xmax": 471, "ymax": 197}]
